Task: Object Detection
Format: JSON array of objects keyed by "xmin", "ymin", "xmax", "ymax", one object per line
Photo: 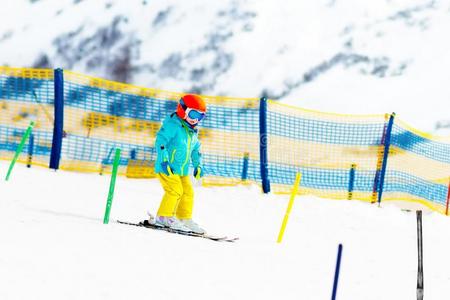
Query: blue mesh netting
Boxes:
[
  {"xmin": 0, "ymin": 71, "xmax": 54, "ymax": 166},
  {"xmin": 2, "ymin": 68, "xmax": 450, "ymax": 213}
]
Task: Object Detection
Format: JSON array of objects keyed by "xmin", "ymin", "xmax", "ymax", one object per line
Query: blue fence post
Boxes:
[
  {"xmin": 130, "ymin": 149, "xmax": 137, "ymax": 160},
  {"xmin": 259, "ymin": 97, "xmax": 270, "ymax": 193},
  {"xmin": 371, "ymin": 114, "xmax": 389, "ymax": 203},
  {"xmin": 377, "ymin": 112, "xmax": 395, "ymax": 205},
  {"xmin": 49, "ymin": 68, "xmax": 64, "ymax": 170},
  {"xmin": 241, "ymin": 152, "xmax": 249, "ymax": 181},
  {"xmin": 27, "ymin": 133, "xmax": 35, "ymax": 168},
  {"xmin": 348, "ymin": 163, "xmax": 356, "ymax": 200}
]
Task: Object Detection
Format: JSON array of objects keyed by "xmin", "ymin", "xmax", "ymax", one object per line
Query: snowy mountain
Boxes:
[{"xmin": 1, "ymin": 0, "xmax": 450, "ymax": 131}]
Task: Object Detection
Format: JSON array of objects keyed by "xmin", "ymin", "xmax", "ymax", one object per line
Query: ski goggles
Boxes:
[{"xmin": 180, "ymin": 99, "xmax": 206, "ymax": 121}]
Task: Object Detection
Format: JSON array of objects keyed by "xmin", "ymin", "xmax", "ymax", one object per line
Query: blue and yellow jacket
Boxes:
[{"xmin": 154, "ymin": 113, "xmax": 202, "ymax": 176}]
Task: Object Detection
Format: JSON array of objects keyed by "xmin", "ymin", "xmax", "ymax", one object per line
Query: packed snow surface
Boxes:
[{"xmin": 1, "ymin": 161, "xmax": 450, "ymax": 299}]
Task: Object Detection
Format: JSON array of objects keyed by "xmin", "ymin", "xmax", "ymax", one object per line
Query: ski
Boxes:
[{"xmin": 116, "ymin": 220, "xmax": 238, "ymax": 243}]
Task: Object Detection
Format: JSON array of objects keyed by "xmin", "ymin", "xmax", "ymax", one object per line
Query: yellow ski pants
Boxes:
[{"xmin": 156, "ymin": 173, "xmax": 194, "ymax": 219}]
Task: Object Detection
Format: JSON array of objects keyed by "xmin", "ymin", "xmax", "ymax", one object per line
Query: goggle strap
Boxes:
[{"xmin": 179, "ymin": 99, "xmax": 188, "ymax": 110}]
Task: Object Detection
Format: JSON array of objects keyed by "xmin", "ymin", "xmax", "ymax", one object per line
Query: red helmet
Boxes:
[{"xmin": 176, "ymin": 94, "xmax": 207, "ymax": 119}]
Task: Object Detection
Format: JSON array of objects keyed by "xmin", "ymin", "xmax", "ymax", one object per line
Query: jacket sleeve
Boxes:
[
  {"xmin": 191, "ymin": 138, "xmax": 202, "ymax": 168},
  {"xmin": 155, "ymin": 118, "xmax": 177, "ymax": 162}
]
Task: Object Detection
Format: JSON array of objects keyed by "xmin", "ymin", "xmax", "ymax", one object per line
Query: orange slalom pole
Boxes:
[{"xmin": 277, "ymin": 172, "xmax": 302, "ymax": 243}]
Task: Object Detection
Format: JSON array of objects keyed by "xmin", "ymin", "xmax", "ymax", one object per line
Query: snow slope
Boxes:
[{"xmin": 1, "ymin": 161, "xmax": 450, "ymax": 299}]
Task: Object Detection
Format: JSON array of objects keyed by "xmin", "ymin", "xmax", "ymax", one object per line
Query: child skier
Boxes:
[{"xmin": 151, "ymin": 94, "xmax": 207, "ymax": 234}]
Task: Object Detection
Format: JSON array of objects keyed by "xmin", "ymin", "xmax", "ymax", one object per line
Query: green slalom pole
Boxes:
[
  {"xmin": 103, "ymin": 148, "xmax": 121, "ymax": 224},
  {"xmin": 5, "ymin": 121, "xmax": 35, "ymax": 181}
]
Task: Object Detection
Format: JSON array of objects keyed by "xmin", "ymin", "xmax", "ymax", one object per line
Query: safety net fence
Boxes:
[
  {"xmin": 267, "ymin": 101, "xmax": 387, "ymax": 200},
  {"xmin": 384, "ymin": 120, "xmax": 450, "ymax": 213},
  {"xmin": 1, "ymin": 67, "xmax": 449, "ymax": 214},
  {"xmin": 61, "ymin": 70, "xmax": 261, "ymax": 185},
  {"xmin": 0, "ymin": 67, "xmax": 54, "ymax": 168}
]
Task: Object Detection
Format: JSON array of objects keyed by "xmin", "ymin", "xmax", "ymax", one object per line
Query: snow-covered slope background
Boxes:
[
  {"xmin": 2, "ymin": 1, "xmax": 450, "ymax": 299},
  {"xmin": 1, "ymin": 0, "xmax": 450, "ymax": 132}
]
